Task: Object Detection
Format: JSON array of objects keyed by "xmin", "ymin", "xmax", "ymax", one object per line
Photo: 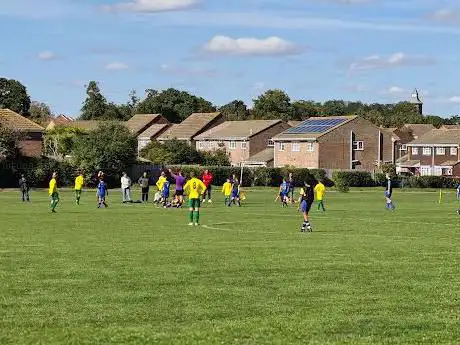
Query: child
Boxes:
[
  {"xmin": 222, "ymin": 178, "xmax": 232, "ymax": 205},
  {"xmin": 298, "ymin": 181, "xmax": 314, "ymax": 233},
  {"xmin": 279, "ymin": 178, "xmax": 290, "ymax": 207},
  {"xmin": 228, "ymin": 178, "xmax": 241, "ymax": 207},
  {"xmin": 49, "ymin": 172, "xmax": 59, "ymax": 213},
  {"xmin": 384, "ymin": 173, "xmax": 395, "ymax": 211},
  {"xmin": 97, "ymin": 177, "xmax": 108, "ymax": 208},
  {"xmin": 74, "ymin": 171, "xmax": 84, "ymax": 205},
  {"xmin": 161, "ymin": 179, "xmax": 171, "ymax": 208},
  {"xmin": 314, "ymin": 180, "xmax": 326, "ymax": 211}
]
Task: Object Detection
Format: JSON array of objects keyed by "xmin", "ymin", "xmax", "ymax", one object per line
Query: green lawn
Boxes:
[{"xmin": 1, "ymin": 188, "xmax": 460, "ymax": 345}]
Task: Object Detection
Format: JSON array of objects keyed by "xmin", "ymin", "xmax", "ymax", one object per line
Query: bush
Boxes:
[
  {"xmin": 332, "ymin": 171, "xmax": 374, "ymax": 187},
  {"xmin": 406, "ymin": 176, "xmax": 458, "ymax": 189}
]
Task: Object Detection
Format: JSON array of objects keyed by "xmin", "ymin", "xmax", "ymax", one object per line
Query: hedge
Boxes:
[{"xmin": 331, "ymin": 171, "xmax": 374, "ymax": 187}]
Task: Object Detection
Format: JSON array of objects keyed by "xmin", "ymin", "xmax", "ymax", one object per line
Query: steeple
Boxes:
[{"xmin": 409, "ymin": 89, "xmax": 423, "ymax": 115}]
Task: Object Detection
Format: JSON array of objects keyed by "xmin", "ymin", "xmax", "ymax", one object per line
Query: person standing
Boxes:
[
  {"xmin": 74, "ymin": 171, "xmax": 84, "ymax": 205},
  {"xmin": 228, "ymin": 178, "xmax": 241, "ymax": 207},
  {"xmin": 138, "ymin": 172, "xmax": 150, "ymax": 203},
  {"xmin": 184, "ymin": 172, "xmax": 207, "ymax": 226},
  {"xmin": 314, "ymin": 180, "xmax": 326, "ymax": 212},
  {"xmin": 97, "ymin": 176, "xmax": 108, "ymax": 208},
  {"xmin": 169, "ymin": 169, "xmax": 186, "ymax": 207},
  {"xmin": 222, "ymin": 178, "xmax": 232, "ymax": 205},
  {"xmin": 298, "ymin": 181, "xmax": 314, "ymax": 233},
  {"xmin": 49, "ymin": 172, "xmax": 59, "ymax": 213},
  {"xmin": 201, "ymin": 169, "xmax": 214, "ymax": 203},
  {"xmin": 19, "ymin": 174, "xmax": 30, "ymax": 202},
  {"xmin": 385, "ymin": 173, "xmax": 395, "ymax": 211},
  {"xmin": 279, "ymin": 178, "xmax": 289, "ymax": 207},
  {"xmin": 121, "ymin": 172, "xmax": 132, "ymax": 203}
]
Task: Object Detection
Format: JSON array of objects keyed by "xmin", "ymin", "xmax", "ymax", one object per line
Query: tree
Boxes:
[
  {"xmin": 252, "ymin": 89, "xmax": 292, "ymax": 120},
  {"xmin": 0, "ymin": 123, "xmax": 22, "ymax": 161},
  {"xmin": 201, "ymin": 148, "xmax": 231, "ymax": 166},
  {"xmin": 29, "ymin": 101, "xmax": 53, "ymax": 125},
  {"xmin": 72, "ymin": 122, "xmax": 137, "ymax": 174},
  {"xmin": 321, "ymin": 100, "xmax": 347, "ymax": 117},
  {"xmin": 423, "ymin": 115, "xmax": 445, "ymax": 128},
  {"xmin": 139, "ymin": 141, "xmax": 174, "ymax": 165},
  {"xmin": 80, "ymin": 81, "xmax": 108, "ymax": 120},
  {"xmin": 291, "ymin": 100, "xmax": 320, "ymax": 120},
  {"xmin": 136, "ymin": 88, "xmax": 216, "ymax": 123},
  {"xmin": 44, "ymin": 127, "xmax": 86, "ymax": 159},
  {"xmin": 0, "ymin": 78, "xmax": 31, "ymax": 116},
  {"xmin": 219, "ymin": 100, "xmax": 249, "ymax": 120}
]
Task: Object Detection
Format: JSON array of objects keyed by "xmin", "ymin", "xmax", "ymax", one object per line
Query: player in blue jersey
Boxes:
[
  {"xmin": 384, "ymin": 173, "xmax": 395, "ymax": 211},
  {"xmin": 279, "ymin": 178, "xmax": 290, "ymax": 207},
  {"xmin": 298, "ymin": 181, "xmax": 315, "ymax": 233},
  {"xmin": 228, "ymin": 178, "xmax": 241, "ymax": 207},
  {"xmin": 97, "ymin": 177, "xmax": 108, "ymax": 208},
  {"xmin": 161, "ymin": 179, "xmax": 171, "ymax": 208}
]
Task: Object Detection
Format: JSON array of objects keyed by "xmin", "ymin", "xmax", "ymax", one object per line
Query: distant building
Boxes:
[
  {"xmin": 0, "ymin": 109, "xmax": 44, "ymax": 157},
  {"xmin": 124, "ymin": 114, "xmax": 169, "ymax": 136},
  {"xmin": 409, "ymin": 89, "xmax": 423, "ymax": 116}
]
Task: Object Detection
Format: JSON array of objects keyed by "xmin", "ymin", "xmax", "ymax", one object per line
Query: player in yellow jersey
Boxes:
[
  {"xmin": 156, "ymin": 172, "xmax": 167, "ymax": 192},
  {"xmin": 74, "ymin": 170, "xmax": 84, "ymax": 205},
  {"xmin": 184, "ymin": 172, "xmax": 207, "ymax": 226},
  {"xmin": 314, "ymin": 180, "xmax": 326, "ymax": 212},
  {"xmin": 221, "ymin": 178, "xmax": 232, "ymax": 205},
  {"xmin": 49, "ymin": 172, "xmax": 59, "ymax": 213}
]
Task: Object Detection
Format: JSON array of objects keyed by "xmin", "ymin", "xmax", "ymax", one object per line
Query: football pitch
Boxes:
[{"xmin": 1, "ymin": 188, "xmax": 460, "ymax": 345}]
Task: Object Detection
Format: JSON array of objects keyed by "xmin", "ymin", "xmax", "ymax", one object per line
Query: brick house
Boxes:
[
  {"xmin": 195, "ymin": 120, "xmax": 290, "ymax": 166},
  {"xmin": 45, "ymin": 114, "xmax": 73, "ymax": 130},
  {"xmin": 157, "ymin": 112, "xmax": 224, "ymax": 146},
  {"xmin": 137, "ymin": 124, "xmax": 170, "ymax": 153},
  {"xmin": 125, "ymin": 114, "xmax": 169, "ymax": 136},
  {"xmin": 272, "ymin": 116, "xmax": 393, "ymax": 171},
  {"xmin": 0, "ymin": 108, "xmax": 44, "ymax": 157},
  {"xmin": 400, "ymin": 129, "xmax": 460, "ymax": 176}
]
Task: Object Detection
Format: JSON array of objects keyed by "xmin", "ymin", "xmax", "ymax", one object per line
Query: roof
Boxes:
[
  {"xmin": 125, "ymin": 114, "xmax": 163, "ymax": 135},
  {"xmin": 441, "ymin": 125, "xmax": 460, "ymax": 130},
  {"xmin": 243, "ymin": 148, "xmax": 274, "ymax": 164},
  {"xmin": 138, "ymin": 124, "xmax": 170, "ymax": 139},
  {"xmin": 402, "ymin": 124, "xmax": 434, "ymax": 139},
  {"xmin": 273, "ymin": 116, "xmax": 357, "ymax": 140},
  {"xmin": 55, "ymin": 114, "xmax": 73, "ymax": 123},
  {"xmin": 195, "ymin": 120, "xmax": 283, "ymax": 140},
  {"xmin": 399, "ymin": 160, "xmax": 421, "ymax": 167},
  {"xmin": 67, "ymin": 120, "xmax": 101, "ymax": 131},
  {"xmin": 158, "ymin": 112, "xmax": 222, "ymax": 140},
  {"xmin": 407, "ymin": 129, "xmax": 460, "ymax": 146},
  {"xmin": 0, "ymin": 108, "xmax": 44, "ymax": 132},
  {"xmin": 287, "ymin": 121, "xmax": 302, "ymax": 127},
  {"xmin": 439, "ymin": 160, "xmax": 460, "ymax": 167}
]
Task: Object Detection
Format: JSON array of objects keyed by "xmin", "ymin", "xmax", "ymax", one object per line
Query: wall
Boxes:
[
  {"xmin": 274, "ymin": 142, "xmax": 319, "ymax": 168},
  {"xmin": 18, "ymin": 132, "xmax": 43, "ymax": 157},
  {"xmin": 408, "ymin": 146, "xmax": 459, "ymax": 165}
]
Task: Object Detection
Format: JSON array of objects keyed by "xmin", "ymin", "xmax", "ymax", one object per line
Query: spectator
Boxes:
[
  {"xmin": 201, "ymin": 169, "xmax": 214, "ymax": 203},
  {"xmin": 121, "ymin": 172, "xmax": 132, "ymax": 203},
  {"xmin": 19, "ymin": 174, "xmax": 30, "ymax": 202},
  {"xmin": 138, "ymin": 172, "xmax": 150, "ymax": 203}
]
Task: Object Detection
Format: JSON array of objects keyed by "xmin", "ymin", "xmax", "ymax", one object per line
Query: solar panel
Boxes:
[{"xmin": 285, "ymin": 118, "xmax": 347, "ymax": 134}]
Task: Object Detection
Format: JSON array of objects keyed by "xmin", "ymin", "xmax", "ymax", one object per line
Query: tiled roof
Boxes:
[
  {"xmin": 67, "ymin": 120, "xmax": 102, "ymax": 131},
  {"xmin": 158, "ymin": 112, "xmax": 222, "ymax": 140},
  {"xmin": 402, "ymin": 124, "xmax": 434, "ymax": 139},
  {"xmin": 407, "ymin": 129, "xmax": 460, "ymax": 145},
  {"xmin": 55, "ymin": 114, "xmax": 73, "ymax": 123},
  {"xmin": 195, "ymin": 120, "xmax": 282, "ymax": 140},
  {"xmin": 273, "ymin": 116, "xmax": 357, "ymax": 140},
  {"xmin": 287, "ymin": 121, "xmax": 302, "ymax": 127},
  {"xmin": 138, "ymin": 124, "xmax": 170, "ymax": 139},
  {"xmin": 439, "ymin": 160, "xmax": 460, "ymax": 166},
  {"xmin": 125, "ymin": 114, "xmax": 163, "ymax": 135},
  {"xmin": 243, "ymin": 148, "xmax": 274, "ymax": 164},
  {"xmin": 0, "ymin": 108, "xmax": 44, "ymax": 132},
  {"xmin": 441, "ymin": 125, "xmax": 460, "ymax": 130}
]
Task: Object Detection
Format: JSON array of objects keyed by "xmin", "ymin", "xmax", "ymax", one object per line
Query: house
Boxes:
[
  {"xmin": 242, "ymin": 148, "xmax": 274, "ymax": 167},
  {"xmin": 272, "ymin": 115, "xmax": 393, "ymax": 171},
  {"xmin": 45, "ymin": 114, "xmax": 73, "ymax": 130},
  {"xmin": 195, "ymin": 120, "xmax": 290, "ymax": 166},
  {"xmin": 400, "ymin": 128, "xmax": 460, "ymax": 176},
  {"xmin": 157, "ymin": 112, "xmax": 224, "ymax": 146},
  {"xmin": 125, "ymin": 114, "xmax": 169, "ymax": 136},
  {"xmin": 137, "ymin": 124, "xmax": 170, "ymax": 153},
  {"xmin": 0, "ymin": 108, "xmax": 44, "ymax": 157}
]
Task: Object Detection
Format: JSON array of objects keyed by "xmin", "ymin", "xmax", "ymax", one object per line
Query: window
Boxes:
[
  {"xmin": 400, "ymin": 144, "xmax": 407, "ymax": 151},
  {"xmin": 229, "ymin": 141, "xmax": 237, "ymax": 150},
  {"xmin": 292, "ymin": 142, "xmax": 300, "ymax": 152},
  {"xmin": 267, "ymin": 140, "xmax": 274, "ymax": 147},
  {"xmin": 278, "ymin": 142, "xmax": 285, "ymax": 151},
  {"xmin": 352, "ymin": 141, "xmax": 364, "ymax": 151},
  {"xmin": 422, "ymin": 147, "xmax": 432, "ymax": 156},
  {"xmin": 436, "ymin": 147, "xmax": 445, "ymax": 155},
  {"xmin": 411, "ymin": 147, "xmax": 419, "ymax": 155},
  {"xmin": 420, "ymin": 166, "xmax": 431, "ymax": 176},
  {"xmin": 241, "ymin": 142, "xmax": 247, "ymax": 150},
  {"xmin": 307, "ymin": 143, "xmax": 314, "ymax": 152},
  {"xmin": 198, "ymin": 141, "xmax": 204, "ymax": 150},
  {"xmin": 450, "ymin": 147, "xmax": 457, "ymax": 156}
]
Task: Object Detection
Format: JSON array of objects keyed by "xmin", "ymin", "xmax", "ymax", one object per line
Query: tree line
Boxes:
[{"xmin": 1, "ymin": 77, "xmax": 459, "ymax": 128}]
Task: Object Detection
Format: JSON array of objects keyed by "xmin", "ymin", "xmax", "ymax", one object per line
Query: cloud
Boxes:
[
  {"xmin": 160, "ymin": 63, "xmax": 217, "ymax": 76},
  {"xmin": 349, "ymin": 52, "xmax": 435, "ymax": 71},
  {"xmin": 37, "ymin": 51, "xmax": 57, "ymax": 60},
  {"xmin": 430, "ymin": 9, "xmax": 460, "ymax": 24},
  {"xmin": 203, "ymin": 36, "xmax": 303, "ymax": 56},
  {"xmin": 105, "ymin": 62, "xmax": 129, "ymax": 70},
  {"xmin": 102, "ymin": 0, "xmax": 199, "ymax": 13},
  {"xmin": 387, "ymin": 86, "xmax": 406, "ymax": 94},
  {"xmin": 449, "ymin": 96, "xmax": 460, "ymax": 103}
]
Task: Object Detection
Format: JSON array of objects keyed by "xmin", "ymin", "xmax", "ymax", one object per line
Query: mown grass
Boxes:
[{"xmin": 1, "ymin": 188, "xmax": 459, "ymax": 345}]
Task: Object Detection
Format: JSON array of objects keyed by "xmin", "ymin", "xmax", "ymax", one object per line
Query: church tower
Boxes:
[{"xmin": 409, "ymin": 89, "xmax": 423, "ymax": 115}]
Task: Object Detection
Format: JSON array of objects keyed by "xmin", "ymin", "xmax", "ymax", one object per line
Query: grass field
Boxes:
[{"xmin": 1, "ymin": 188, "xmax": 460, "ymax": 345}]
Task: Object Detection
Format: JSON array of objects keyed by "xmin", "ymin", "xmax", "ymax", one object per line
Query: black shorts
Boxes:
[{"xmin": 175, "ymin": 190, "xmax": 184, "ymax": 196}]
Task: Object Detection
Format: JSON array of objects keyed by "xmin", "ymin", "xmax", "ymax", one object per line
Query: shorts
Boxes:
[
  {"xmin": 300, "ymin": 200, "xmax": 311, "ymax": 213},
  {"xmin": 231, "ymin": 191, "xmax": 239, "ymax": 198},
  {"xmin": 50, "ymin": 192, "xmax": 59, "ymax": 201},
  {"xmin": 280, "ymin": 192, "xmax": 288, "ymax": 199},
  {"xmin": 175, "ymin": 190, "xmax": 184, "ymax": 196},
  {"xmin": 385, "ymin": 191, "xmax": 391, "ymax": 198},
  {"xmin": 188, "ymin": 198, "xmax": 201, "ymax": 208},
  {"xmin": 162, "ymin": 191, "xmax": 169, "ymax": 198}
]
